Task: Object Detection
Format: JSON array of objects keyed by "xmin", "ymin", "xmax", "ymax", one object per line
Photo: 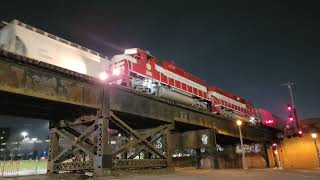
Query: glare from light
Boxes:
[
  {"xmin": 112, "ymin": 68, "xmax": 121, "ymax": 76},
  {"xmin": 311, "ymin": 133, "xmax": 317, "ymax": 139},
  {"xmin": 99, "ymin": 72, "xmax": 108, "ymax": 81},
  {"xmin": 118, "ymin": 133, "xmax": 121, "ymax": 137},
  {"xmin": 21, "ymin": 131, "xmax": 28, "ymax": 138},
  {"xmin": 266, "ymin": 119, "xmax": 274, "ymax": 124},
  {"xmin": 274, "ymin": 150, "xmax": 278, "ymax": 155},
  {"xmin": 124, "ymin": 48, "xmax": 138, "ymax": 55},
  {"xmin": 236, "ymin": 120, "xmax": 242, "ymax": 126}
]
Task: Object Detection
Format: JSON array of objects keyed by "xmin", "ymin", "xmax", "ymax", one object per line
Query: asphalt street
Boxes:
[{"xmin": 1, "ymin": 168, "xmax": 319, "ymax": 179}]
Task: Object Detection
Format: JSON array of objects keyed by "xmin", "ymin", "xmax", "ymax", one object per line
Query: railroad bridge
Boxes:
[{"xmin": 0, "ymin": 50, "xmax": 278, "ymax": 175}]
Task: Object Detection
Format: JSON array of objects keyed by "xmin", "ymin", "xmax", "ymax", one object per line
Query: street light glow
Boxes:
[
  {"xmin": 99, "ymin": 72, "xmax": 108, "ymax": 81},
  {"xmin": 311, "ymin": 133, "xmax": 317, "ymax": 139},
  {"xmin": 21, "ymin": 131, "xmax": 28, "ymax": 138},
  {"xmin": 236, "ymin": 120, "xmax": 242, "ymax": 126},
  {"xmin": 112, "ymin": 68, "xmax": 121, "ymax": 76}
]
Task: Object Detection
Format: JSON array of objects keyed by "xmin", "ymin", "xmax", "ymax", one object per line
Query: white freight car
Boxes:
[{"xmin": 0, "ymin": 19, "xmax": 109, "ymax": 78}]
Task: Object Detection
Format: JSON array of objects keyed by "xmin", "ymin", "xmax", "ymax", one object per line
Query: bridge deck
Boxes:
[
  {"xmin": 0, "ymin": 50, "xmax": 277, "ymax": 141},
  {"xmin": 110, "ymin": 86, "xmax": 277, "ymax": 141}
]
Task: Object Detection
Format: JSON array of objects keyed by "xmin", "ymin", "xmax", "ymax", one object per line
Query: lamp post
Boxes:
[
  {"xmin": 236, "ymin": 120, "xmax": 247, "ymax": 170},
  {"xmin": 311, "ymin": 133, "xmax": 320, "ymax": 167}
]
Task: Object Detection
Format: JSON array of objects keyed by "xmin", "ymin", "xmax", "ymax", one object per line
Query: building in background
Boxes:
[
  {"xmin": 0, "ymin": 116, "xmax": 49, "ymax": 160},
  {"xmin": 0, "ymin": 127, "xmax": 10, "ymax": 159}
]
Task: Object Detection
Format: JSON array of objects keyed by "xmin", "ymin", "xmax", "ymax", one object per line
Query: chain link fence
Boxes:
[{"xmin": 0, "ymin": 159, "xmax": 47, "ymax": 177}]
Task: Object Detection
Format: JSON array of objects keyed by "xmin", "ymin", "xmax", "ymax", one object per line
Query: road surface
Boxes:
[{"xmin": 1, "ymin": 168, "xmax": 319, "ymax": 179}]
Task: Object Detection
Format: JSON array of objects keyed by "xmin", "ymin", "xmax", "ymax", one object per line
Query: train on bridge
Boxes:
[{"xmin": 0, "ymin": 19, "xmax": 279, "ymax": 126}]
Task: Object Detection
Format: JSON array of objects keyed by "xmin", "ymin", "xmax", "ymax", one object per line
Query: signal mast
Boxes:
[{"xmin": 282, "ymin": 81, "xmax": 301, "ymax": 136}]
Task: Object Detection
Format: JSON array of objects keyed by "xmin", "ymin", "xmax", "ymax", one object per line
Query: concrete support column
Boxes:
[
  {"xmin": 263, "ymin": 143, "xmax": 270, "ymax": 168},
  {"xmin": 195, "ymin": 148, "xmax": 201, "ymax": 169},
  {"xmin": 211, "ymin": 129, "xmax": 220, "ymax": 169}
]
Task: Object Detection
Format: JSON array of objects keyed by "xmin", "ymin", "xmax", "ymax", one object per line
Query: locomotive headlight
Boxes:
[
  {"xmin": 99, "ymin": 72, "xmax": 108, "ymax": 81},
  {"xmin": 112, "ymin": 68, "xmax": 121, "ymax": 76}
]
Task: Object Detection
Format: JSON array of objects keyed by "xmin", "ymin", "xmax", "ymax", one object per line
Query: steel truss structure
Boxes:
[{"xmin": 47, "ymin": 111, "xmax": 174, "ymax": 175}]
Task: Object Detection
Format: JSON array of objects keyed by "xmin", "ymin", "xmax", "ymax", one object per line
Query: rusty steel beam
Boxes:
[
  {"xmin": 0, "ymin": 50, "xmax": 103, "ymax": 110},
  {"xmin": 109, "ymin": 86, "xmax": 277, "ymax": 142}
]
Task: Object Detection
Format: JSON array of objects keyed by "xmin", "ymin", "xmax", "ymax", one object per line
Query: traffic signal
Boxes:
[
  {"xmin": 292, "ymin": 129, "xmax": 303, "ymax": 137},
  {"xmin": 288, "ymin": 114, "xmax": 294, "ymax": 122},
  {"xmin": 284, "ymin": 103, "xmax": 300, "ymax": 137},
  {"xmin": 287, "ymin": 104, "xmax": 292, "ymax": 111}
]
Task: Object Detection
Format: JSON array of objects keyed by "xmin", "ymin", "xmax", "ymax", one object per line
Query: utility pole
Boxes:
[
  {"xmin": 281, "ymin": 81, "xmax": 296, "ymax": 108},
  {"xmin": 281, "ymin": 81, "xmax": 299, "ymax": 130}
]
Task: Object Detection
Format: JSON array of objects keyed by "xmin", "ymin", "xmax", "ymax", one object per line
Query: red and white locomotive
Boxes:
[{"xmin": 106, "ymin": 48, "xmax": 259, "ymax": 122}]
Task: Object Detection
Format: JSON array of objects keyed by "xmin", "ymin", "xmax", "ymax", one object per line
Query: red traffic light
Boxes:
[
  {"xmin": 288, "ymin": 115, "xmax": 294, "ymax": 122},
  {"xmin": 287, "ymin": 104, "xmax": 292, "ymax": 111},
  {"xmin": 298, "ymin": 130, "xmax": 303, "ymax": 135},
  {"xmin": 271, "ymin": 143, "xmax": 277, "ymax": 150}
]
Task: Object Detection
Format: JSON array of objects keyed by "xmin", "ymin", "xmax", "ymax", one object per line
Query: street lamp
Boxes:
[
  {"xmin": 311, "ymin": 133, "xmax": 320, "ymax": 167},
  {"xmin": 21, "ymin": 131, "xmax": 28, "ymax": 139},
  {"xmin": 236, "ymin": 120, "xmax": 247, "ymax": 170}
]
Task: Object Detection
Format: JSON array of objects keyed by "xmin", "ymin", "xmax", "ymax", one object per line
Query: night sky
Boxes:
[{"xmin": 1, "ymin": 0, "xmax": 319, "ymax": 119}]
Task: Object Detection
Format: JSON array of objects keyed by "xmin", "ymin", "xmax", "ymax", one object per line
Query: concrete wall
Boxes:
[
  {"xmin": 173, "ymin": 154, "xmax": 267, "ymax": 169},
  {"xmin": 276, "ymin": 135, "xmax": 320, "ymax": 169},
  {"xmin": 267, "ymin": 135, "xmax": 320, "ymax": 169}
]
